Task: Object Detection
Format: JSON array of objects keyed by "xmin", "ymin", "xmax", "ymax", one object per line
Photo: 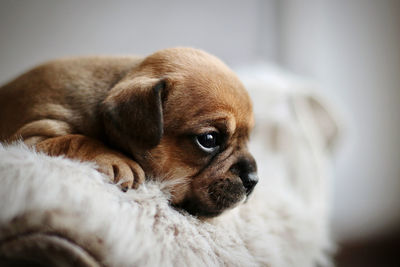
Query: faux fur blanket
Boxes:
[{"xmin": 0, "ymin": 66, "xmax": 338, "ymax": 267}]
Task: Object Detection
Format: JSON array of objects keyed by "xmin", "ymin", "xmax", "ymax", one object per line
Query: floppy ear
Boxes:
[{"xmin": 101, "ymin": 77, "xmax": 167, "ymax": 153}]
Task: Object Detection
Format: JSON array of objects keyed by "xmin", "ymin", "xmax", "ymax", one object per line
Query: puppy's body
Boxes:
[
  {"xmin": 0, "ymin": 48, "xmax": 258, "ymax": 217},
  {"xmin": 0, "ymin": 56, "xmax": 140, "ymax": 141}
]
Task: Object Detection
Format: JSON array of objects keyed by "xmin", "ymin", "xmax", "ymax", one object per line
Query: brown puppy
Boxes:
[{"xmin": 0, "ymin": 47, "xmax": 258, "ymax": 217}]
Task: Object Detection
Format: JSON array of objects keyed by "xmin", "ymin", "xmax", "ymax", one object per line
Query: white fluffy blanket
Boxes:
[{"xmin": 0, "ymin": 66, "xmax": 337, "ymax": 267}]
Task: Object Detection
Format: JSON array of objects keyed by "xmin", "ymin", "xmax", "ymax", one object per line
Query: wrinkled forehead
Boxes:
[
  {"xmin": 139, "ymin": 48, "xmax": 254, "ymax": 135},
  {"xmin": 163, "ymin": 70, "xmax": 254, "ymax": 138}
]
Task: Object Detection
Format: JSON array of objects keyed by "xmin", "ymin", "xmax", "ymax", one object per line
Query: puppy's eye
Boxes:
[{"xmin": 195, "ymin": 132, "xmax": 220, "ymax": 153}]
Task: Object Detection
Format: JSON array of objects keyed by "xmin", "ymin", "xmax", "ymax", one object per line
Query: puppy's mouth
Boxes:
[
  {"xmin": 175, "ymin": 178, "xmax": 247, "ymax": 218},
  {"xmin": 208, "ymin": 178, "xmax": 246, "ymax": 209}
]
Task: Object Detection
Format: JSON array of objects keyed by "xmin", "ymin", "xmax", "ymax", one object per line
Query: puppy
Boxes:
[{"xmin": 0, "ymin": 47, "xmax": 258, "ymax": 217}]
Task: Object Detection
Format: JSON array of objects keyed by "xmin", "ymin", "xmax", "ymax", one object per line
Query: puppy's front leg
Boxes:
[{"xmin": 35, "ymin": 134, "xmax": 145, "ymax": 190}]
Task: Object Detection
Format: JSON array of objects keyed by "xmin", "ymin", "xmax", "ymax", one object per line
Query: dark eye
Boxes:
[{"xmin": 195, "ymin": 132, "xmax": 220, "ymax": 153}]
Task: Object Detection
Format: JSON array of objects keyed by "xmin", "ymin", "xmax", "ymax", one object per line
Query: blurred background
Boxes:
[{"xmin": 0, "ymin": 1, "xmax": 399, "ymax": 266}]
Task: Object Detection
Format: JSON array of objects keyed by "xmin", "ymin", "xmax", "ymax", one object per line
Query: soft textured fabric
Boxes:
[{"xmin": 0, "ymin": 66, "xmax": 338, "ymax": 267}]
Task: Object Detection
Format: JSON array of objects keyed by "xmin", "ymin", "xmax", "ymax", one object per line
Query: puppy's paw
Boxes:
[{"xmin": 94, "ymin": 153, "xmax": 145, "ymax": 191}]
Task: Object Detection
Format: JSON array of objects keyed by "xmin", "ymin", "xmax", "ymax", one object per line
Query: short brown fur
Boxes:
[{"xmin": 0, "ymin": 47, "xmax": 257, "ymax": 217}]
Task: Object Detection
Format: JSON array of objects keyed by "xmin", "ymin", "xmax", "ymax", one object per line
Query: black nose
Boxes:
[
  {"xmin": 231, "ymin": 156, "xmax": 258, "ymax": 196},
  {"xmin": 240, "ymin": 172, "xmax": 258, "ymax": 195}
]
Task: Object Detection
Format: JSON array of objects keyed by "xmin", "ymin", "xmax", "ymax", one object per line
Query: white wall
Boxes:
[
  {"xmin": 0, "ymin": 0, "xmax": 277, "ymax": 83},
  {"xmin": 277, "ymin": 0, "xmax": 400, "ymax": 241}
]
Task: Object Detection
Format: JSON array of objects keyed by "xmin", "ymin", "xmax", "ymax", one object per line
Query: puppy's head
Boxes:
[{"xmin": 103, "ymin": 47, "xmax": 257, "ymax": 217}]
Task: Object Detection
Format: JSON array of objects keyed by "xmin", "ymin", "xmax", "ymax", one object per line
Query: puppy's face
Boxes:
[{"xmin": 103, "ymin": 48, "xmax": 258, "ymax": 217}]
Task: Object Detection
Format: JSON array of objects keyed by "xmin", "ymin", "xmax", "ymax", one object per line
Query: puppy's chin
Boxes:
[{"xmin": 175, "ymin": 179, "xmax": 247, "ymax": 218}]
